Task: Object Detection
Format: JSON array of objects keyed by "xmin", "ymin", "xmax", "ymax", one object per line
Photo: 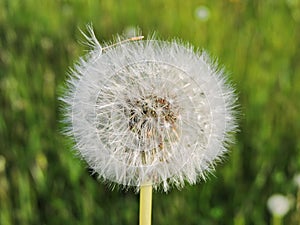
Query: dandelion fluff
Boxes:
[
  {"xmin": 267, "ymin": 194, "xmax": 291, "ymax": 217},
  {"xmin": 61, "ymin": 29, "xmax": 237, "ymax": 192}
]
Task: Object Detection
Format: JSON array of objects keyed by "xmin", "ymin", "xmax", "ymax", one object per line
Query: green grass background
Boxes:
[{"xmin": 1, "ymin": 0, "xmax": 300, "ymax": 224}]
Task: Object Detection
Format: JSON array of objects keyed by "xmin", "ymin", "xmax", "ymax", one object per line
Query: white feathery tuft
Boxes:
[{"xmin": 60, "ymin": 27, "xmax": 238, "ymax": 192}]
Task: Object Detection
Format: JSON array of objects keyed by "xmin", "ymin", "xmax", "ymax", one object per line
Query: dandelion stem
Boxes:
[
  {"xmin": 139, "ymin": 183, "xmax": 152, "ymax": 225},
  {"xmin": 272, "ymin": 216, "xmax": 282, "ymax": 225}
]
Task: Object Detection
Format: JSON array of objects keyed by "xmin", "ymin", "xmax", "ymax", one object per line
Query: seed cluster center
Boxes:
[{"xmin": 124, "ymin": 95, "xmax": 178, "ymax": 152}]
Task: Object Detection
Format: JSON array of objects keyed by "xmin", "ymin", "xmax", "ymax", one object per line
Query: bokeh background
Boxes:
[{"xmin": 1, "ymin": 0, "xmax": 300, "ymax": 224}]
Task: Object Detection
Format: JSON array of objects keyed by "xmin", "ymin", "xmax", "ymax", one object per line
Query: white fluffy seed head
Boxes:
[
  {"xmin": 267, "ymin": 194, "xmax": 291, "ymax": 217},
  {"xmin": 60, "ymin": 27, "xmax": 238, "ymax": 192}
]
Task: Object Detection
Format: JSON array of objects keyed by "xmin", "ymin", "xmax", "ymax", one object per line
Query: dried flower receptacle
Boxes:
[{"xmin": 124, "ymin": 95, "xmax": 179, "ymax": 163}]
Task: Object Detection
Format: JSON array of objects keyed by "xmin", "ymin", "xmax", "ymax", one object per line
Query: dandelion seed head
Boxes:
[
  {"xmin": 195, "ymin": 6, "xmax": 211, "ymax": 21},
  {"xmin": 61, "ymin": 28, "xmax": 238, "ymax": 192},
  {"xmin": 267, "ymin": 194, "xmax": 291, "ymax": 217}
]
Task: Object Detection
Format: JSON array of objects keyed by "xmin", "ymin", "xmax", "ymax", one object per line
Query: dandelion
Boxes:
[
  {"xmin": 195, "ymin": 6, "xmax": 211, "ymax": 21},
  {"xmin": 60, "ymin": 26, "xmax": 237, "ymax": 225},
  {"xmin": 267, "ymin": 194, "xmax": 291, "ymax": 216},
  {"xmin": 267, "ymin": 194, "xmax": 291, "ymax": 225}
]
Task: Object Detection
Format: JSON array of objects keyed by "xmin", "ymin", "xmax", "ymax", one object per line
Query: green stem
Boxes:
[
  {"xmin": 272, "ymin": 216, "xmax": 282, "ymax": 225},
  {"xmin": 139, "ymin": 183, "xmax": 152, "ymax": 225}
]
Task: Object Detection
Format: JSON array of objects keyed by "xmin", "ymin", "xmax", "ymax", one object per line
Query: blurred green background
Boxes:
[{"xmin": 1, "ymin": 0, "xmax": 300, "ymax": 224}]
